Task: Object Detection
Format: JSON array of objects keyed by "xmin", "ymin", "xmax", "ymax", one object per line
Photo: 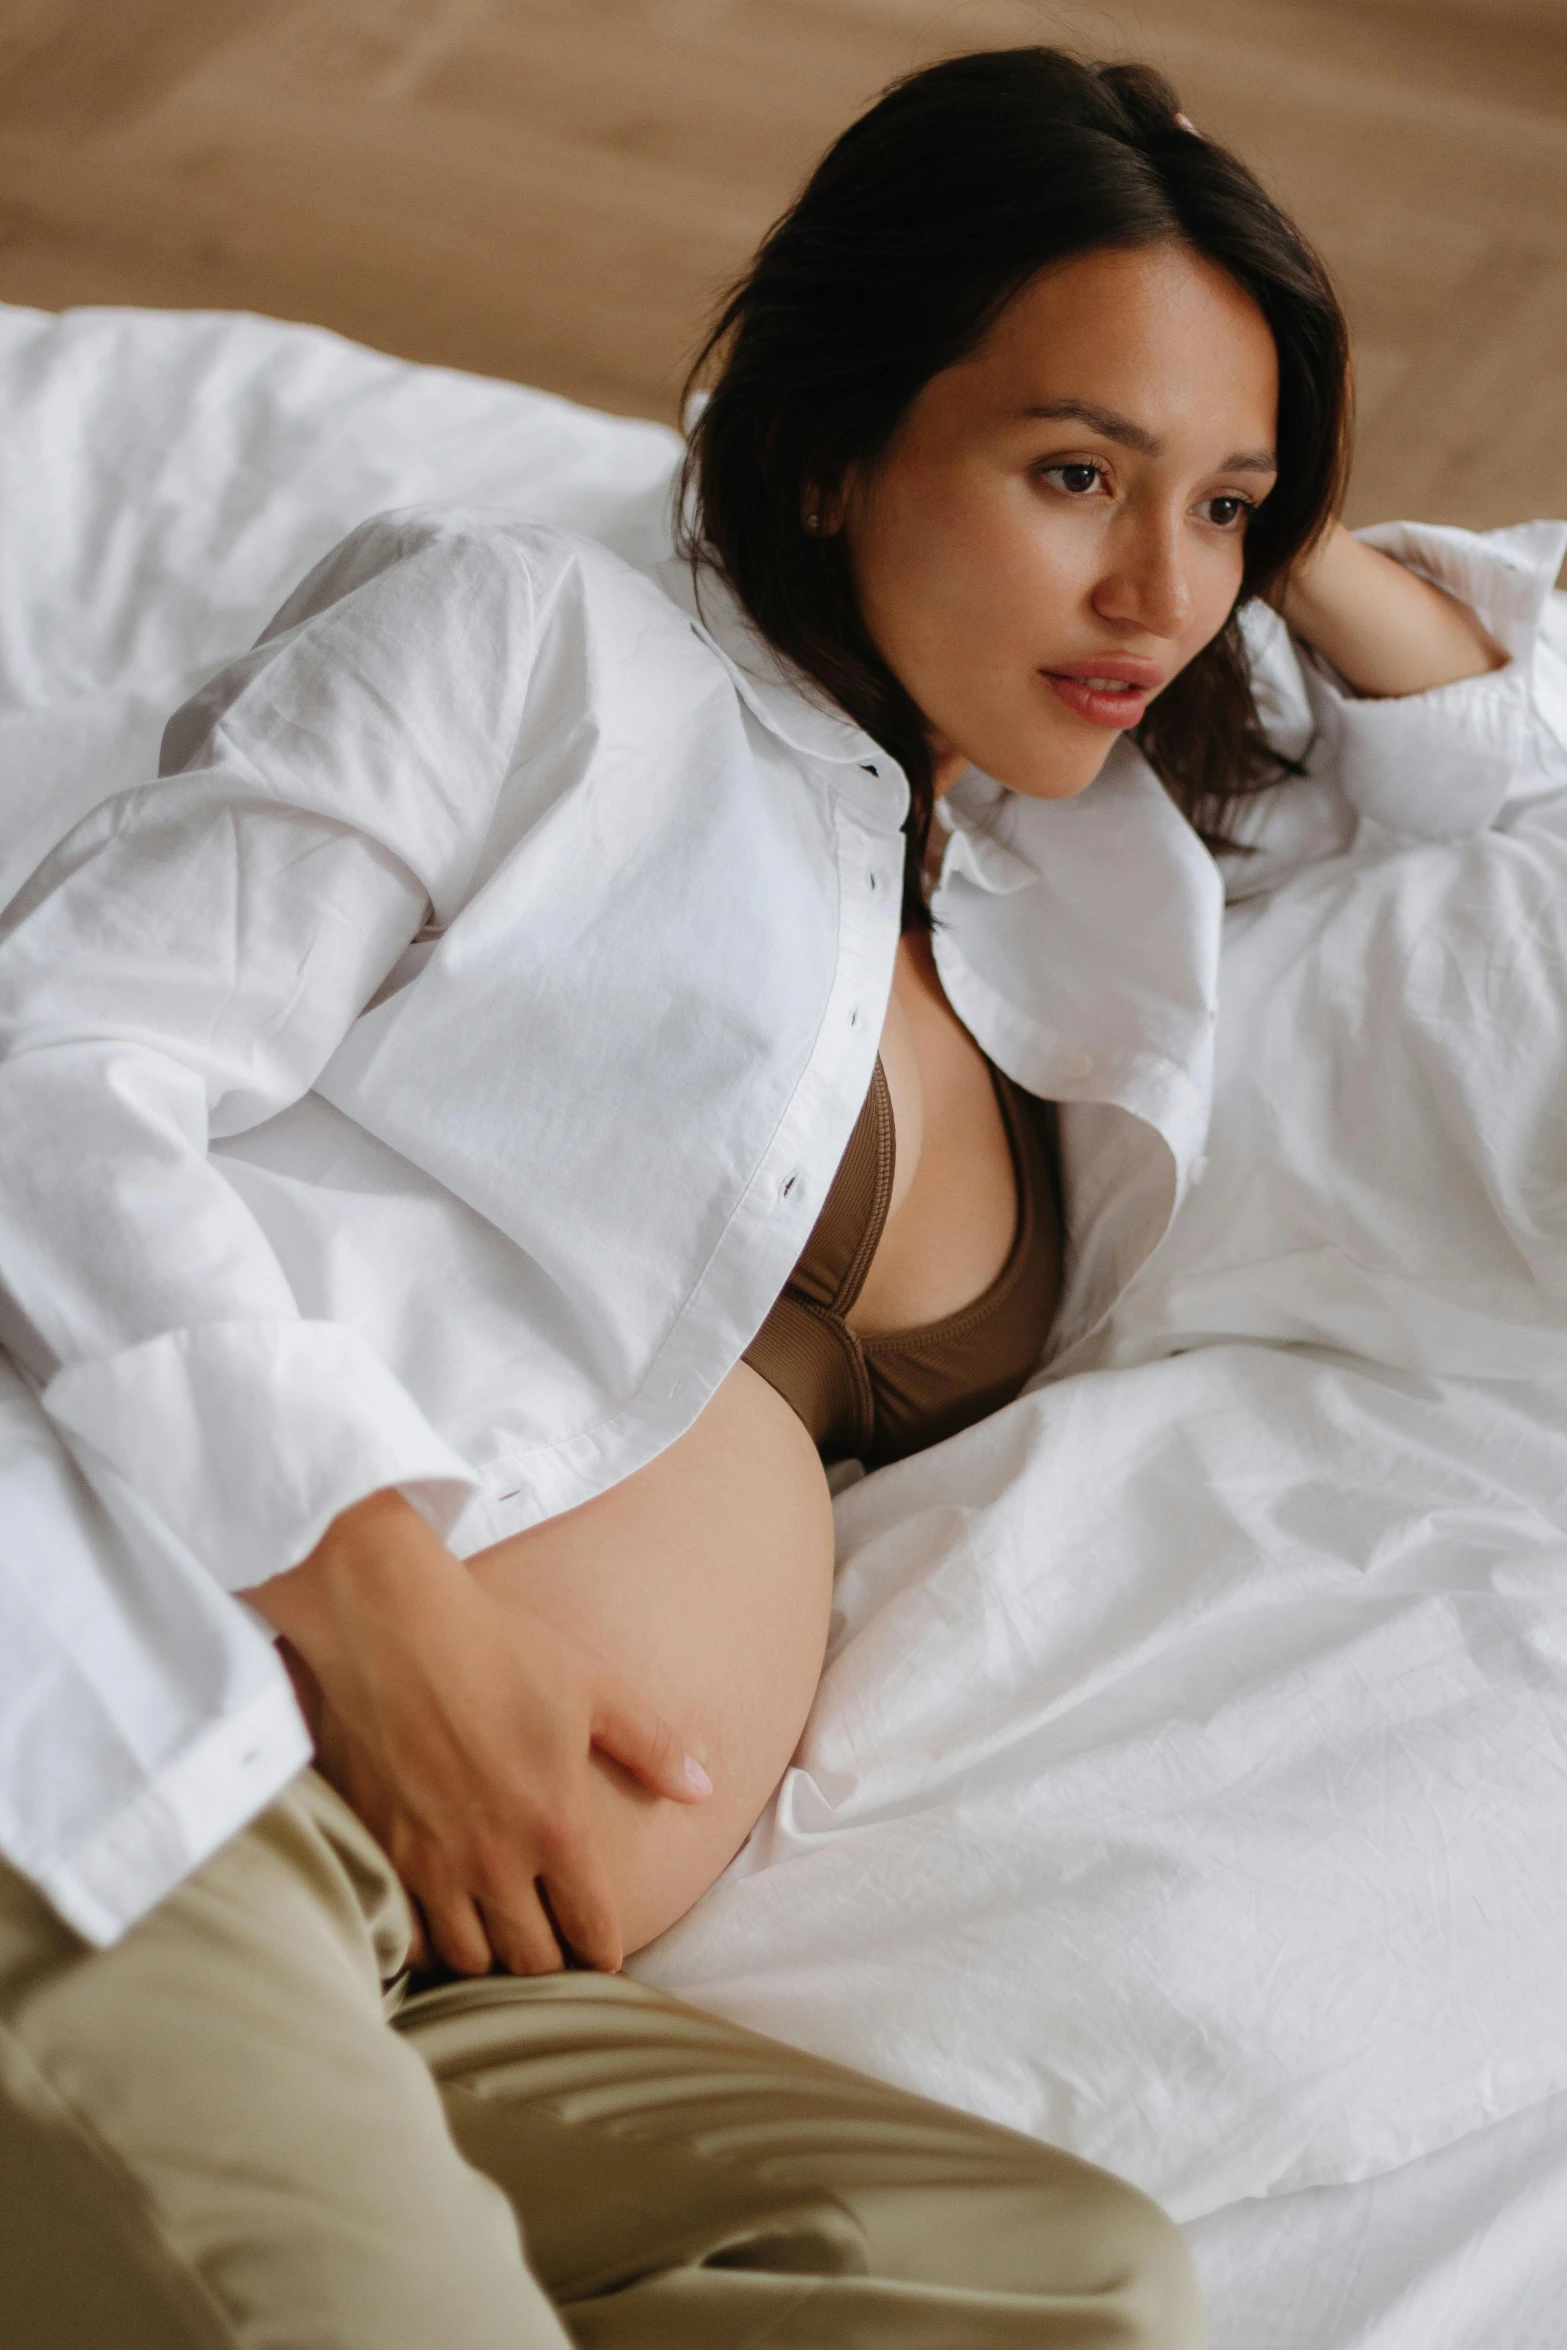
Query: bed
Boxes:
[{"xmin": 3, "ymin": 298, "xmax": 1565, "ymax": 2349}]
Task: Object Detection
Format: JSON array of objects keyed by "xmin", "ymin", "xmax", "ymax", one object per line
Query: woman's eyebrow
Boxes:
[{"xmin": 1022, "ymin": 398, "xmax": 1277, "ymax": 473}]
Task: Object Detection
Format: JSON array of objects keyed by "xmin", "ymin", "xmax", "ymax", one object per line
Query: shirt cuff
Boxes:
[
  {"xmin": 35, "ymin": 1676, "xmax": 312, "ymax": 1947},
  {"xmin": 40, "ymin": 1317, "xmax": 480, "ymax": 1595},
  {"xmin": 1302, "ymin": 519, "xmax": 1567, "ymax": 840}
]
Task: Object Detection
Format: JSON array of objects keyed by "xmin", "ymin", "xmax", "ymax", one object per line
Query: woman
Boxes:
[
  {"xmin": 0, "ymin": 45, "xmax": 1507, "ymax": 2350},
  {"xmin": 243, "ymin": 46, "xmax": 1493, "ymax": 1979}
]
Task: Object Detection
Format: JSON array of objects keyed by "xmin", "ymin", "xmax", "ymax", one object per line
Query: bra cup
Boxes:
[
  {"xmin": 859, "ymin": 1077, "xmax": 1062, "ymax": 1467},
  {"xmin": 779, "ymin": 1058, "xmax": 896, "ymax": 1315},
  {"xmin": 744, "ymin": 1057, "xmax": 1062, "ymax": 1466}
]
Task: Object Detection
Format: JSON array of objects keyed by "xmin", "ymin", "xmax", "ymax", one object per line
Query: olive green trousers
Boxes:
[{"xmin": 0, "ymin": 1770, "xmax": 1203, "ymax": 2348}]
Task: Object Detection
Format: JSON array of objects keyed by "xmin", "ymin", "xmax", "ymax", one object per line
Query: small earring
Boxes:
[{"xmin": 803, "ymin": 510, "xmax": 821, "ymax": 534}]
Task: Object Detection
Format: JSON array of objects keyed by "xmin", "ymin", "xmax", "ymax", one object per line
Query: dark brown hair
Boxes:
[{"xmin": 680, "ymin": 47, "xmax": 1352, "ymax": 931}]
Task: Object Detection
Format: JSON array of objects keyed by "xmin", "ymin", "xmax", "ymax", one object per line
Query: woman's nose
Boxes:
[{"xmin": 1091, "ymin": 518, "xmax": 1196, "ymax": 640}]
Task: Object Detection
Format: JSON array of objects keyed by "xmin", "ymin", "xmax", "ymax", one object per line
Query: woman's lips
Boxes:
[{"xmin": 1042, "ymin": 669, "xmax": 1154, "ymax": 729}]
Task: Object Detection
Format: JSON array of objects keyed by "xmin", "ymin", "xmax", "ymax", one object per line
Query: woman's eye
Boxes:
[
  {"xmin": 1041, "ymin": 461, "xmax": 1106, "ymax": 496},
  {"xmin": 1200, "ymin": 494, "xmax": 1254, "ymax": 529}
]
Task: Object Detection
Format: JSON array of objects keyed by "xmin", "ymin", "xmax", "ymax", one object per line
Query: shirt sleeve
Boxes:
[
  {"xmin": 0, "ymin": 1348, "xmax": 312, "ymax": 1948},
  {"xmin": 1299, "ymin": 518, "xmax": 1567, "ymax": 840},
  {"xmin": 0, "ymin": 508, "xmax": 537, "ymax": 1597}
]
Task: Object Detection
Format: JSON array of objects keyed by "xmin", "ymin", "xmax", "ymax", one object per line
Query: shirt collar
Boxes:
[
  {"xmin": 931, "ymin": 737, "xmax": 1224, "ymax": 1136},
  {"xmin": 651, "ymin": 556, "xmax": 908, "ymax": 812},
  {"xmin": 935, "ymin": 768, "xmax": 1044, "ymax": 895}
]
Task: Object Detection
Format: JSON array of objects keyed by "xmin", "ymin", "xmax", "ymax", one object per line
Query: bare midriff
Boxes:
[{"xmin": 467, "ymin": 935, "xmax": 1021, "ymax": 1958}]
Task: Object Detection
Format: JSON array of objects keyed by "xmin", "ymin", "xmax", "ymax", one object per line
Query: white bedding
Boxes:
[{"xmin": 3, "ymin": 299, "xmax": 1565, "ymax": 2347}]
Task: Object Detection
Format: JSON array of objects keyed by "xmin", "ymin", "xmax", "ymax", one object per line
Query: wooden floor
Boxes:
[{"xmin": 0, "ymin": 0, "xmax": 1564, "ymax": 531}]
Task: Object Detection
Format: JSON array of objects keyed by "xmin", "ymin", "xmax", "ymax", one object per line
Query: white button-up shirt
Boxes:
[{"xmin": 1, "ymin": 507, "xmax": 1563, "ymax": 1943}]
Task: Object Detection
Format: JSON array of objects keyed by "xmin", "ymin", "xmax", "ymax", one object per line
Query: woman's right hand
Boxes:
[{"xmin": 240, "ymin": 1488, "xmax": 713, "ymax": 1977}]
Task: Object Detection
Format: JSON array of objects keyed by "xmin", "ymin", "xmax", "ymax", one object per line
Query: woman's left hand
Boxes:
[{"xmin": 1276, "ymin": 519, "xmax": 1505, "ymax": 698}]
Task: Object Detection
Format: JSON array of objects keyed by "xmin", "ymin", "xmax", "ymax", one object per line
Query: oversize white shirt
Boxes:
[{"xmin": 1, "ymin": 507, "xmax": 1563, "ymax": 1943}]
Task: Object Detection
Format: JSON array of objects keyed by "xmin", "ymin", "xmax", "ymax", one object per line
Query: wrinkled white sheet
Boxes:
[
  {"xmin": 1189, "ymin": 2084, "xmax": 1567, "ymax": 2350},
  {"xmin": 636, "ymin": 1341, "xmax": 1567, "ymax": 2219},
  {"xmin": 3, "ymin": 299, "xmax": 1565, "ymax": 2343}
]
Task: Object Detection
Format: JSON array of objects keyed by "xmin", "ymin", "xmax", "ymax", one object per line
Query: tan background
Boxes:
[{"xmin": 0, "ymin": 0, "xmax": 1563, "ymax": 530}]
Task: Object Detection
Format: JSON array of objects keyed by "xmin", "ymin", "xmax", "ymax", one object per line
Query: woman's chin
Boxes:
[{"xmin": 988, "ymin": 736, "xmax": 1122, "ymax": 804}]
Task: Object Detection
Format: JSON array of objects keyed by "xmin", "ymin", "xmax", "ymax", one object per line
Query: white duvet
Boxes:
[{"xmin": 4, "ymin": 300, "xmax": 1567, "ymax": 2342}]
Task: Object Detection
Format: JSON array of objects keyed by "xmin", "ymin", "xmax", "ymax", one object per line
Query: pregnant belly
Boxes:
[{"xmin": 464, "ymin": 1359, "xmax": 835, "ymax": 1957}]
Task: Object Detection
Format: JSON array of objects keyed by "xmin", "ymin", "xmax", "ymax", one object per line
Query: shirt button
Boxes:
[
  {"xmin": 780, "ymin": 1170, "xmax": 802, "ymax": 1202},
  {"xmin": 867, "ymin": 871, "xmax": 879, "ymax": 894},
  {"xmin": 848, "ymin": 1005, "xmax": 860, "ymax": 1027},
  {"xmin": 1066, "ymin": 1051, "xmax": 1096, "ymax": 1082}
]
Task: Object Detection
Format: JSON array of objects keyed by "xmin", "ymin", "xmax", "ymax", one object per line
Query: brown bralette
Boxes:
[{"xmin": 743, "ymin": 1055, "xmax": 1063, "ymax": 1468}]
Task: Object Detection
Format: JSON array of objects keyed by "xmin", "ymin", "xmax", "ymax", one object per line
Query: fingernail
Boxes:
[{"xmin": 684, "ymin": 1754, "xmax": 713, "ymax": 1796}]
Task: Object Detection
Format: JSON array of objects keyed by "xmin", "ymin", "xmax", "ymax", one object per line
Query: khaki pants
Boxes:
[{"xmin": 0, "ymin": 1771, "xmax": 1204, "ymax": 2348}]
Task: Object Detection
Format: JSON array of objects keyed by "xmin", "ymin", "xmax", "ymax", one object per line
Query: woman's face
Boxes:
[{"xmin": 839, "ymin": 241, "xmax": 1280, "ymax": 799}]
